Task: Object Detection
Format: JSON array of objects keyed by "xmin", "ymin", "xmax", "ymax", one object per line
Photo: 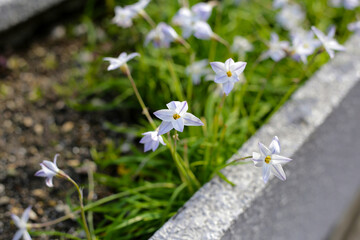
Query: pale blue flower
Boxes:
[
  {"xmin": 290, "ymin": 30, "xmax": 321, "ymax": 63},
  {"xmin": 231, "ymin": 36, "xmax": 254, "ymax": 56},
  {"xmin": 112, "ymin": 7, "xmax": 136, "ymax": 28},
  {"xmin": 273, "ymin": 0, "xmax": 288, "ymax": 9},
  {"xmin": 311, "ymin": 26, "xmax": 346, "ymax": 59},
  {"xmin": 154, "ymin": 101, "xmax": 204, "ymax": 135},
  {"xmin": 103, "ymin": 52, "xmax": 140, "ymax": 71},
  {"xmin": 348, "ymin": 21, "xmax": 360, "ymax": 35},
  {"xmin": 140, "ymin": 130, "xmax": 166, "ymax": 152},
  {"xmin": 127, "ymin": 0, "xmax": 151, "ymax": 14},
  {"xmin": 276, "ymin": 3, "xmax": 305, "ymax": 31},
  {"xmin": 186, "ymin": 59, "xmax": 212, "ymax": 85},
  {"xmin": 252, "ymin": 136, "xmax": 292, "ymax": 183},
  {"xmin": 210, "ymin": 58, "xmax": 247, "ymax": 95},
  {"xmin": 261, "ymin": 33, "xmax": 290, "ymax": 62},
  {"xmin": 344, "ymin": 0, "xmax": 359, "ymax": 9},
  {"xmin": 145, "ymin": 23, "xmax": 179, "ymax": 48},
  {"xmin": 11, "ymin": 206, "xmax": 32, "ymax": 240},
  {"xmin": 35, "ymin": 154, "xmax": 61, "ymax": 187}
]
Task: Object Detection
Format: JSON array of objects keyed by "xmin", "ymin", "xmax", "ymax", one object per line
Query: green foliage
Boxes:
[{"xmin": 57, "ymin": 0, "xmax": 356, "ymax": 239}]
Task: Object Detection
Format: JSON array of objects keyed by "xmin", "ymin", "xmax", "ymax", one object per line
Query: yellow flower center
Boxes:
[
  {"xmin": 303, "ymin": 43, "xmax": 309, "ymax": 49},
  {"xmin": 265, "ymin": 155, "xmax": 271, "ymax": 164},
  {"xmin": 226, "ymin": 71, "xmax": 232, "ymax": 77},
  {"xmin": 173, "ymin": 113, "xmax": 181, "ymax": 120}
]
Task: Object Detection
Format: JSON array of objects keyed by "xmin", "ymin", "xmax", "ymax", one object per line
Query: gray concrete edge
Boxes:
[{"xmin": 150, "ymin": 34, "xmax": 360, "ymax": 240}]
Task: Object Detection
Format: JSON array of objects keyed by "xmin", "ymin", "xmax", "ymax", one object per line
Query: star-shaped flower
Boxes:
[
  {"xmin": 145, "ymin": 23, "xmax": 179, "ymax": 48},
  {"xmin": 186, "ymin": 59, "xmax": 212, "ymax": 85},
  {"xmin": 140, "ymin": 130, "xmax": 166, "ymax": 152},
  {"xmin": 252, "ymin": 136, "xmax": 292, "ymax": 183},
  {"xmin": 290, "ymin": 30, "xmax": 321, "ymax": 63},
  {"xmin": 154, "ymin": 101, "xmax": 204, "ymax": 135},
  {"xmin": 11, "ymin": 206, "xmax": 32, "ymax": 240},
  {"xmin": 127, "ymin": 0, "xmax": 151, "ymax": 15},
  {"xmin": 276, "ymin": 3, "xmax": 305, "ymax": 31},
  {"xmin": 35, "ymin": 154, "xmax": 63, "ymax": 187},
  {"xmin": 103, "ymin": 52, "xmax": 140, "ymax": 71},
  {"xmin": 261, "ymin": 33, "xmax": 290, "ymax": 62},
  {"xmin": 112, "ymin": 6, "xmax": 135, "ymax": 28},
  {"xmin": 311, "ymin": 26, "xmax": 346, "ymax": 59},
  {"xmin": 210, "ymin": 58, "xmax": 247, "ymax": 95}
]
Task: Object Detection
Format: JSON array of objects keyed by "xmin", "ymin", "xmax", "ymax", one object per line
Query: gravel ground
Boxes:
[{"xmin": 0, "ymin": 28, "xmax": 112, "ymax": 239}]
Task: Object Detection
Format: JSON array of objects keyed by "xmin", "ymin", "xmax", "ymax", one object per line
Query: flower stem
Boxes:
[
  {"xmin": 66, "ymin": 177, "xmax": 92, "ymax": 240},
  {"xmin": 139, "ymin": 10, "xmax": 156, "ymax": 28},
  {"xmin": 124, "ymin": 66, "xmax": 156, "ymax": 130}
]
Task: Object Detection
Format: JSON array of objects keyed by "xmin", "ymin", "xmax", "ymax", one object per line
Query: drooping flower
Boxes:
[
  {"xmin": 11, "ymin": 206, "xmax": 32, "ymax": 240},
  {"xmin": 210, "ymin": 58, "xmax": 247, "ymax": 95},
  {"xmin": 231, "ymin": 36, "xmax": 254, "ymax": 57},
  {"xmin": 290, "ymin": 30, "xmax": 321, "ymax": 63},
  {"xmin": 35, "ymin": 154, "xmax": 64, "ymax": 187},
  {"xmin": 186, "ymin": 59, "xmax": 212, "ymax": 85},
  {"xmin": 261, "ymin": 33, "xmax": 290, "ymax": 62},
  {"xmin": 145, "ymin": 23, "xmax": 179, "ymax": 48},
  {"xmin": 276, "ymin": 3, "xmax": 305, "ymax": 31},
  {"xmin": 103, "ymin": 52, "xmax": 140, "ymax": 71},
  {"xmin": 311, "ymin": 26, "xmax": 346, "ymax": 59},
  {"xmin": 172, "ymin": 2, "xmax": 215, "ymax": 40},
  {"xmin": 154, "ymin": 101, "xmax": 204, "ymax": 135},
  {"xmin": 348, "ymin": 21, "xmax": 360, "ymax": 35},
  {"xmin": 252, "ymin": 136, "xmax": 292, "ymax": 183},
  {"xmin": 112, "ymin": 0, "xmax": 151, "ymax": 28},
  {"xmin": 140, "ymin": 130, "xmax": 166, "ymax": 152}
]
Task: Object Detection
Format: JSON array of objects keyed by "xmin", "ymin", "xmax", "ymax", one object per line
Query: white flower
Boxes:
[
  {"xmin": 154, "ymin": 101, "xmax": 204, "ymax": 135},
  {"xmin": 311, "ymin": 26, "xmax": 346, "ymax": 59},
  {"xmin": 103, "ymin": 52, "xmax": 140, "ymax": 71},
  {"xmin": 252, "ymin": 136, "xmax": 292, "ymax": 183},
  {"xmin": 172, "ymin": 2, "xmax": 215, "ymax": 40},
  {"xmin": 145, "ymin": 23, "xmax": 178, "ymax": 48},
  {"xmin": 348, "ymin": 21, "xmax": 360, "ymax": 35},
  {"xmin": 273, "ymin": 0, "xmax": 288, "ymax": 9},
  {"xmin": 112, "ymin": 0, "xmax": 150, "ymax": 28},
  {"xmin": 186, "ymin": 59, "xmax": 212, "ymax": 85},
  {"xmin": 276, "ymin": 3, "xmax": 305, "ymax": 31},
  {"xmin": 210, "ymin": 58, "xmax": 247, "ymax": 95},
  {"xmin": 112, "ymin": 6, "xmax": 135, "ymax": 28},
  {"xmin": 35, "ymin": 154, "xmax": 61, "ymax": 187},
  {"xmin": 290, "ymin": 30, "xmax": 321, "ymax": 63},
  {"xmin": 127, "ymin": 0, "xmax": 151, "ymax": 14},
  {"xmin": 344, "ymin": 0, "xmax": 359, "ymax": 9},
  {"xmin": 140, "ymin": 130, "xmax": 166, "ymax": 152},
  {"xmin": 261, "ymin": 33, "xmax": 290, "ymax": 62},
  {"xmin": 11, "ymin": 206, "xmax": 32, "ymax": 240},
  {"xmin": 231, "ymin": 36, "xmax": 254, "ymax": 56}
]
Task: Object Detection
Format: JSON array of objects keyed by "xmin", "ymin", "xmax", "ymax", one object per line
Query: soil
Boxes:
[{"xmin": 0, "ymin": 27, "xmax": 113, "ymax": 240}]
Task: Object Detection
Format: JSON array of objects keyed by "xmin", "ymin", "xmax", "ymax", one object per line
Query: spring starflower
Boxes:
[
  {"xmin": 112, "ymin": 0, "xmax": 150, "ymax": 28},
  {"xmin": 103, "ymin": 52, "xmax": 140, "ymax": 71},
  {"xmin": 35, "ymin": 154, "xmax": 65, "ymax": 187},
  {"xmin": 154, "ymin": 101, "xmax": 204, "ymax": 135},
  {"xmin": 348, "ymin": 21, "xmax": 360, "ymax": 35},
  {"xmin": 11, "ymin": 206, "xmax": 32, "ymax": 240},
  {"xmin": 290, "ymin": 30, "xmax": 321, "ymax": 63},
  {"xmin": 145, "ymin": 23, "xmax": 179, "ymax": 48},
  {"xmin": 276, "ymin": 3, "xmax": 305, "ymax": 31},
  {"xmin": 140, "ymin": 130, "xmax": 166, "ymax": 152},
  {"xmin": 311, "ymin": 26, "xmax": 346, "ymax": 59},
  {"xmin": 127, "ymin": 0, "xmax": 151, "ymax": 15},
  {"xmin": 261, "ymin": 33, "xmax": 290, "ymax": 62},
  {"xmin": 186, "ymin": 59, "xmax": 212, "ymax": 85},
  {"xmin": 210, "ymin": 58, "xmax": 247, "ymax": 95},
  {"xmin": 252, "ymin": 136, "xmax": 292, "ymax": 183}
]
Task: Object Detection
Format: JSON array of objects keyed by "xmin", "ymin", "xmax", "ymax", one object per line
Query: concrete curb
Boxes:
[{"xmin": 150, "ymin": 34, "xmax": 360, "ymax": 240}]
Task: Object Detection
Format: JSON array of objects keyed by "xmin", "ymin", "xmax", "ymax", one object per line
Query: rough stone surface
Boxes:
[
  {"xmin": 150, "ymin": 34, "xmax": 360, "ymax": 240},
  {"xmin": 0, "ymin": 0, "xmax": 64, "ymax": 31}
]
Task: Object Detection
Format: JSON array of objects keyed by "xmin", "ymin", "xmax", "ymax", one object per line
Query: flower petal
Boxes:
[
  {"xmin": 225, "ymin": 58, "xmax": 235, "ymax": 71},
  {"xmin": 11, "ymin": 214, "xmax": 21, "ymax": 228},
  {"xmin": 214, "ymin": 74, "xmax": 228, "ymax": 83},
  {"xmin": 230, "ymin": 61, "xmax": 247, "ymax": 75},
  {"xmin": 177, "ymin": 101, "xmax": 188, "ymax": 116},
  {"xmin": 311, "ymin": 26, "xmax": 326, "ymax": 43},
  {"xmin": 158, "ymin": 135, "xmax": 166, "ymax": 145},
  {"xmin": 151, "ymin": 140, "xmax": 160, "ymax": 151},
  {"xmin": 158, "ymin": 121, "xmax": 173, "ymax": 135},
  {"xmin": 271, "ymin": 164, "xmax": 286, "ymax": 181},
  {"xmin": 126, "ymin": 52, "xmax": 140, "ymax": 62},
  {"xmin": 252, "ymin": 152, "xmax": 263, "ymax": 167},
  {"xmin": 166, "ymin": 101, "xmax": 180, "ymax": 110},
  {"xmin": 139, "ymin": 134, "xmax": 151, "ymax": 144},
  {"xmin": 258, "ymin": 142, "xmax": 272, "ymax": 156},
  {"xmin": 262, "ymin": 164, "xmax": 271, "ymax": 183},
  {"xmin": 46, "ymin": 177, "xmax": 54, "ymax": 188},
  {"xmin": 271, "ymin": 154, "xmax": 292, "ymax": 164},
  {"xmin": 269, "ymin": 136, "xmax": 281, "ymax": 154},
  {"xmin": 12, "ymin": 230, "xmax": 24, "ymax": 240},
  {"xmin": 153, "ymin": 109, "xmax": 174, "ymax": 121},
  {"xmin": 172, "ymin": 118, "xmax": 184, "ymax": 132},
  {"xmin": 223, "ymin": 81, "xmax": 235, "ymax": 95},
  {"xmin": 183, "ymin": 113, "xmax": 204, "ymax": 126},
  {"xmin": 21, "ymin": 206, "xmax": 32, "ymax": 223},
  {"xmin": 144, "ymin": 142, "xmax": 152, "ymax": 152},
  {"xmin": 34, "ymin": 169, "xmax": 46, "ymax": 177},
  {"xmin": 23, "ymin": 231, "xmax": 32, "ymax": 240},
  {"xmin": 42, "ymin": 160, "xmax": 58, "ymax": 172},
  {"xmin": 210, "ymin": 62, "xmax": 226, "ymax": 74}
]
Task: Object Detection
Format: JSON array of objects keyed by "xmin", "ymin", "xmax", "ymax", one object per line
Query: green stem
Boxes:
[
  {"xmin": 66, "ymin": 177, "xmax": 92, "ymax": 240},
  {"xmin": 139, "ymin": 10, "xmax": 156, "ymax": 28},
  {"xmin": 124, "ymin": 66, "xmax": 156, "ymax": 129}
]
